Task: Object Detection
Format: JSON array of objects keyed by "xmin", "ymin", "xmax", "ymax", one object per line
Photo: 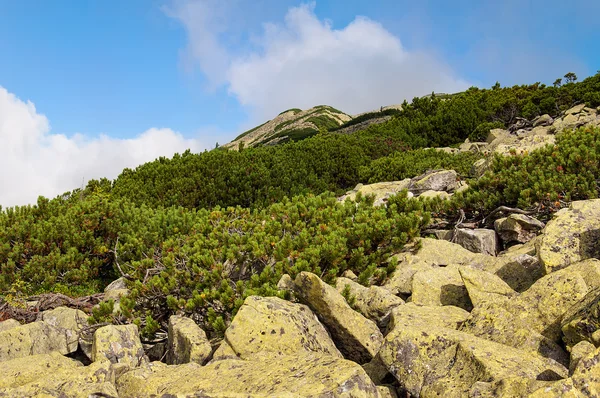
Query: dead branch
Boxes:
[{"xmin": 482, "ymin": 206, "xmax": 533, "ymax": 225}]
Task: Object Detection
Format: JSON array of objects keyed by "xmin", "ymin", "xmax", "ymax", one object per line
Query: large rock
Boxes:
[
  {"xmin": 378, "ymin": 322, "xmax": 567, "ymax": 398},
  {"xmin": 167, "ymin": 315, "xmax": 212, "ymax": 365},
  {"xmin": 213, "ymin": 295, "xmax": 341, "ymax": 361},
  {"xmin": 0, "ymin": 318, "xmax": 20, "ymax": 332},
  {"xmin": 0, "ymin": 352, "xmax": 118, "ymax": 397},
  {"xmin": 569, "ymin": 340, "xmax": 596, "ymax": 375},
  {"xmin": 409, "ymin": 169, "xmax": 458, "ymax": 193},
  {"xmin": 462, "ymin": 302, "xmax": 570, "ymax": 366},
  {"xmin": 492, "ymin": 253, "xmax": 543, "ymax": 292},
  {"xmin": 294, "ymin": 272, "xmax": 383, "ymax": 364},
  {"xmin": 383, "ymin": 238, "xmax": 496, "ymax": 295},
  {"xmin": 460, "ymin": 260, "xmax": 600, "ymax": 364},
  {"xmin": 103, "ymin": 277, "xmax": 131, "ymax": 315},
  {"xmin": 533, "ymin": 114, "xmax": 554, "ymax": 127},
  {"xmin": 117, "ymin": 352, "xmax": 381, "ymax": 398},
  {"xmin": 494, "ymin": 214, "xmax": 545, "ymax": 245},
  {"xmin": 537, "ymin": 199, "xmax": 600, "ymax": 273},
  {"xmin": 339, "ymin": 180, "xmax": 411, "ymax": 206},
  {"xmin": 0, "ymin": 321, "xmax": 78, "ymax": 362},
  {"xmin": 528, "ymin": 344, "xmax": 600, "ymax": 397},
  {"xmin": 454, "ymin": 228, "xmax": 499, "ymax": 255},
  {"xmin": 335, "ymin": 277, "xmax": 404, "ymax": 328},
  {"xmin": 92, "ymin": 324, "xmax": 145, "ymax": 367},
  {"xmin": 494, "ymin": 134, "xmax": 555, "ymax": 156},
  {"xmin": 386, "ymin": 303, "xmax": 470, "ymax": 333},
  {"xmin": 459, "ymin": 266, "xmax": 517, "ymax": 307},
  {"xmin": 411, "ymin": 265, "xmax": 472, "ymax": 310},
  {"xmin": 38, "ymin": 306, "xmax": 88, "ymax": 332},
  {"xmin": 471, "ymin": 158, "xmax": 492, "ymax": 177},
  {"xmin": 562, "ymin": 286, "xmax": 600, "ymax": 349},
  {"xmin": 487, "ymin": 128, "xmax": 511, "ymax": 144},
  {"xmin": 417, "ymin": 190, "xmax": 451, "ymax": 200}
]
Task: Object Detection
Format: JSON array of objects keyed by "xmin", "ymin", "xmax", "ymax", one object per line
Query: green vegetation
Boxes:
[
  {"xmin": 447, "ymin": 126, "xmax": 600, "ymax": 218},
  {"xmin": 278, "ymin": 108, "xmax": 302, "ymax": 116},
  {"xmin": 330, "ymin": 108, "xmax": 402, "ymax": 132},
  {"xmin": 305, "ymin": 114, "xmax": 340, "ymax": 131},
  {"xmin": 360, "ymin": 149, "xmax": 483, "ymax": 183},
  {"xmin": 1, "ymin": 71, "xmax": 600, "ymax": 339}
]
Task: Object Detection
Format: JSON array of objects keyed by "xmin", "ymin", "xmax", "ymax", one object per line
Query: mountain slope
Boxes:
[{"xmin": 225, "ymin": 105, "xmax": 352, "ymax": 149}]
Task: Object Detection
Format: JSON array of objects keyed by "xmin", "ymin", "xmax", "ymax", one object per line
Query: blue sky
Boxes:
[{"xmin": 0, "ymin": 0, "xmax": 598, "ymax": 206}]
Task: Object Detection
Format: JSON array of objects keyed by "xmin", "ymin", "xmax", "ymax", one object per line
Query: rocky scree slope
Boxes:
[
  {"xmin": 3, "ymin": 106, "xmax": 600, "ymax": 397},
  {"xmin": 225, "ymin": 105, "xmax": 351, "ymax": 149},
  {"xmin": 5, "ymin": 201, "xmax": 600, "ymax": 396}
]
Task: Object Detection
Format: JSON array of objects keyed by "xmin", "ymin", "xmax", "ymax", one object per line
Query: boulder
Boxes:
[
  {"xmin": 0, "ymin": 318, "xmax": 20, "ymax": 332},
  {"xmin": 459, "ymin": 267, "xmax": 517, "ymax": 307},
  {"xmin": 460, "ymin": 260, "xmax": 600, "ymax": 363},
  {"xmin": 383, "ymin": 238, "xmax": 497, "ymax": 296},
  {"xmin": 166, "ymin": 315, "xmax": 212, "ymax": 365},
  {"xmin": 91, "ymin": 324, "xmax": 145, "ymax": 367},
  {"xmin": 339, "ymin": 180, "xmax": 412, "ymax": 206},
  {"xmin": 101, "ymin": 278, "xmax": 130, "ymax": 319},
  {"xmin": 528, "ymin": 344, "xmax": 600, "ymax": 397},
  {"xmin": 493, "ymin": 253, "xmax": 544, "ymax": 292},
  {"xmin": 470, "ymin": 378, "xmax": 554, "ymax": 397},
  {"xmin": 487, "ymin": 128, "xmax": 511, "ymax": 144},
  {"xmin": 471, "ymin": 158, "xmax": 492, "ymax": 177},
  {"xmin": 500, "ymin": 236, "xmax": 538, "ymax": 257},
  {"xmin": 567, "ymin": 104, "xmax": 587, "ymax": 115},
  {"xmin": 117, "ymin": 352, "xmax": 381, "ymax": 398},
  {"xmin": 377, "ymin": 385, "xmax": 398, "ymax": 398},
  {"xmin": 537, "ymin": 199, "xmax": 600, "ymax": 273},
  {"xmin": 386, "ymin": 303, "xmax": 470, "ymax": 333},
  {"xmin": 335, "ymin": 277, "xmax": 404, "ymax": 328},
  {"xmin": 533, "ymin": 114, "xmax": 554, "ymax": 127},
  {"xmin": 0, "ymin": 321, "xmax": 78, "ymax": 362},
  {"xmin": 417, "ymin": 190, "xmax": 451, "ymax": 200},
  {"xmin": 453, "ymin": 228, "xmax": 499, "ymax": 255},
  {"xmin": 562, "ymin": 286, "xmax": 600, "ymax": 349},
  {"xmin": 494, "ymin": 134, "xmax": 555, "ymax": 156},
  {"xmin": 459, "ymin": 142, "xmax": 488, "ymax": 153},
  {"xmin": 409, "ymin": 169, "xmax": 458, "ymax": 193},
  {"xmin": 433, "ymin": 229, "xmax": 453, "ymax": 241},
  {"xmin": 411, "ymin": 265, "xmax": 472, "ymax": 310},
  {"xmin": 0, "ymin": 352, "xmax": 118, "ymax": 397},
  {"xmin": 38, "ymin": 306, "xmax": 88, "ymax": 332},
  {"xmin": 212, "ymin": 296, "xmax": 341, "ymax": 361},
  {"xmin": 569, "ymin": 341, "xmax": 595, "ymax": 375},
  {"xmin": 461, "ymin": 302, "xmax": 569, "ymax": 366},
  {"xmin": 494, "ymin": 214, "xmax": 545, "ymax": 244},
  {"xmin": 378, "ymin": 322, "xmax": 567, "ymax": 398},
  {"xmin": 294, "ymin": 272, "xmax": 383, "ymax": 364},
  {"xmin": 277, "ymin": 273, "xmax": 295, "ymax": 292}
]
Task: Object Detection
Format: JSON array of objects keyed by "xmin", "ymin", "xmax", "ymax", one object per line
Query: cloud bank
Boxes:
[
  {"xmin": 0, "ymin": 86, "xmax": 205, "ymax": 207},
  {"xmin": 169, "ymin": 2, "xmax": 471, "ymax": 120}
]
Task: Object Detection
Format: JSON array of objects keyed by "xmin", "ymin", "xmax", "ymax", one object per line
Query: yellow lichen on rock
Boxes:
[
  {"xmin": 295, "ymin": 272, "xmax": 383, "ymax": 364},
  {"xmin": 537, "ymin": 199, "xmax": 600, "ymax": 273},
  {"xmin": 117, "ymin": 352, "xmax": 381, "ymax": 397},
  {"xmin": 335, "ymin": 276, "xmax": 404, "ymax": 327},
  {"xmin": 91, "ymin": 324, "xmax": 145, "ymax": 367},
  {"xmin": 0, "ymin": 321, "xmax": 77, "ymax": 362},
  {"xmin": 167, "ymin": 315, "xmax": 212, "ymax": 365},
  {"xmin": 212, "ymin": 295, "xmax": 341, "ymax": 361},
  {"xmin": 0, "ymin": 352, "xmax": 118, "ymax": 398},
  {"xmin": 379, "ymin": 322, "xmax": 567, "ymax": 397}
]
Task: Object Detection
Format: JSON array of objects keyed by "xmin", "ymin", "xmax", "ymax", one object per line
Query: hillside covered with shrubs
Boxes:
[{"xmin": 1, "ymin": 72, "xmax": 600, "ymax": 339}]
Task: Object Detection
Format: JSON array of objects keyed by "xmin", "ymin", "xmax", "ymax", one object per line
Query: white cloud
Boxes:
[
  {"xmin": 169, "ymin": 2, "xmax": 470, "ymax": 120},
  {"xmin": 0, "ymin": 86, "xmax": 205, "ymax": 207}
]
